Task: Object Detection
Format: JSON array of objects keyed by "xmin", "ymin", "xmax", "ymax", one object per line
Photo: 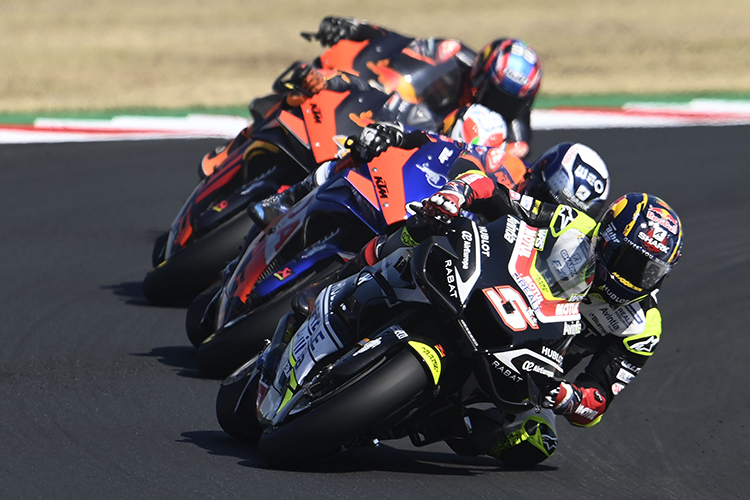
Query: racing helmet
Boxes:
[
  {"xmin": 521, "ymin": 142, "xmax": 611, "ymax": 218},
  {"xmin": 593, "ymin": 193, "xmax": 683, "ymax": 306},
  {"xmin": 469, "ymin": 39, "xmax": 542, "ymax": 120},
  {"xmin": 448, "ymin": 103, "xmax": 508, "ymax": 147}
]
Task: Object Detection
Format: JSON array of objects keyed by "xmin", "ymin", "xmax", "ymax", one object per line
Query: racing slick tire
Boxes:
[
  {"xmin": 257, "ymin": 349, "xmax": 431, "ymax": 469},
  {"xmin": 216, "ymin": 355, "xmax": 262, "ymax": 442},
  {"xmin": 142, "ymin": 212, "xmax": 254, "ymax": 307},
  {"xmin": 195, "ymin": 262, "xmax": 342, "ymax": 379},
  {"xmin": 186, "ymin": 286, "xmax": 219, "ymax": 347}
]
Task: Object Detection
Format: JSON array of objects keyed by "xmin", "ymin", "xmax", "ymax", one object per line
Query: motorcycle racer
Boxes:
[
  {"xmin": 201, "ymin": 17, "xmax": 541, "ymax": 178},
  {"xmin": 313, "ymin": 16, "xmax": 542, "ymax": 159},
  {"xmin": 291, "ymin": 124, "xmax": 677, "ymax": 466},
  {"xmin": 411, "ymin": 182, "xmax": 682, "ymax": 466},
  {"xmin": 248, "ymin": 103, "xmax": 523, "ymax": 227},
  {"xmin": 287, "ymin": 123, "xmax": 611, "ymax": 310}
]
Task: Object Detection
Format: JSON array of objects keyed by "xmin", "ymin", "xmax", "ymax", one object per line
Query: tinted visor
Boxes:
[
  {"xmin": 474, "ymin": 79, "xmax": 526, "ymax": 119},
  {"xmin": 598, "ymin": 241, "xmax": 670, "ymax": 291}
]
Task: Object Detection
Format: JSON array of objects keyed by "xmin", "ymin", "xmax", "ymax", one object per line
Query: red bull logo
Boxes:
[{"xmin": 646, "ymin": 206, "xmax": 679, "ymax": 234}]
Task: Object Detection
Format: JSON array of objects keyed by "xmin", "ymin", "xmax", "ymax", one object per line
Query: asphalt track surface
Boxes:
[{"xmin": 2, "ymin": 126, "xmax": 749, "ymax": 499}]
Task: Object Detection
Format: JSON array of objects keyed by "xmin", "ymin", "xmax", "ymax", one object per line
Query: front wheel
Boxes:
[
  {"xmin": 142, "ymin": 213, "xmax": 254, "ymax": 307},
  {"xmin": 257, "ymin": 349, "xmax": 431, "ymax": 469},
  {"xmin": 216, "ymin": 355, "xmax": 262, "ymax": 442},
  {"xmin": 185, "ymin": 286, "xmax": 219, "ymax": 347},
  {"xmin": 195, "ymin": 262, "xmax": 341, "ymax": 379}
]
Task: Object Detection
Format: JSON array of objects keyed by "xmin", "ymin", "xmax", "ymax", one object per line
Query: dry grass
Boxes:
[{"xmin": 2, "ymin": 0, "xmax": 749, "ymax": 113}]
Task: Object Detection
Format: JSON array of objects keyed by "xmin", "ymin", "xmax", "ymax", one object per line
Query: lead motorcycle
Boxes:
[
  {"xmin": 192, "ymin": 137, "xmax": 464, "ymax": 378},
  {"xmin": 199, "ymin": 27, "xmax": 469, "ymax": 178},
  {"xmin": 215, "ymin": 209, "xmax": 595, "ymax": 468}
]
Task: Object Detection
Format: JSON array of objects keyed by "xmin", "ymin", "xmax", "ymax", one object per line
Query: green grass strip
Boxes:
[{"xmin": 2, "ymin": 92, "xmax": 750, "ymax": 125}]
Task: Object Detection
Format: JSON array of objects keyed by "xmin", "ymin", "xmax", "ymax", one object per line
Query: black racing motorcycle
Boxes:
[{"xmin": 216, "ymin": 210, "xmax": 595, "ymax": 468}]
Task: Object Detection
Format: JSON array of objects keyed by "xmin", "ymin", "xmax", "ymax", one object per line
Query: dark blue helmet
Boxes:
[
  {"xmin": 594, "ymin": 193, "xmax": 683, "ymax": 306},
  {"xmin": 521, "ymin": 142, "xmax": 611, "ymax": 218}
]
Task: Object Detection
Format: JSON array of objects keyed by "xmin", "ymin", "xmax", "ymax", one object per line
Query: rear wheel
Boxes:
[
  {"xmin": 258, "ymin": 349, "xmax": 431, "ymax": 469},
  {"xmin": 142, "ymin": 213, "xmax": 254, "ymax": 307}
]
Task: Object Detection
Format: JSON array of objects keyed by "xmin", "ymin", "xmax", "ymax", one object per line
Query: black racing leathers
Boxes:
[{"xmin": 456, "ymin": 179, "xmax": 663, "ymax": 427}]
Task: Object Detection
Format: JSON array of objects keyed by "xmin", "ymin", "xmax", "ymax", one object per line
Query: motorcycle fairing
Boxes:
[
  {"xmin": 508, "ymin": 221, "xmax": 585, "ymax": 324},
  {"xmin": 221, "ymin": 170, "xmax": 382, "ymax": 310},
  {"xmin": 277, "ymin": 110, "xmax": 310, "ymax": 149},
  {"xmin": 300, "ymin": 91, "xmax": 350, "ymax": 163},
  {"xmin": 318, "ymin": 35, "xmax": 412, "ymax": 79},
  {"xmin": 246, "ymin": 141, "xmax": 460, "ymax": 302},
  {"xmin": 166, "ymin": 140, "xmax": 283, "ymax": 256},
  {"xmin": 318, "ymin": 33, "xmax": 464, "ymax": 121},
  {"xmin": 411, "ymin": 217, "xmax": 485, "ymax": 317},
  {"xmin": 262, "ymin": 280, "xmax": 350, "ymax": 420},
  {"xmin": 168, "ymin": 155, "xmax": 243, "ymax": 250},
  {"xmin": 318, "ymin": 39, "xmax": 370, "ymax": 76},
  {"xmin": 345, "ymin": 141, "xmax": 458, "ymax": 226}
]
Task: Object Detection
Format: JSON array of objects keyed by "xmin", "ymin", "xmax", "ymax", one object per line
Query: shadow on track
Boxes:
[
  {"xmin": 131, "ymin": 346, "xmax": 204, "ymax": 378},
  {"xmin": 179, "ymin": 430, "xmax": 555, "ymax": 475},
  {"xmin": 105, "ymin": 281, "xmax": 196, "ymax": 308}
]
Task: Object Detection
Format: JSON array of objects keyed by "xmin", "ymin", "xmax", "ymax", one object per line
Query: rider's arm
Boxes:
[
  {"xmin": 282, "ymin": 66, "xmax": 370, "ymax": 108},
  {"xmin": 506, "ymin": 104, "xmax": 532, "ymax": 159},
  {"xmin": 316, "ymin": 17, "xmax": 394, "ymax": 46},
  {"xmin": 556, "ymin": 296, "xmax": 662, "ymax": 427},
  {"xmin": 444, "ymin": 164, "xmax": 559, "ymax": 225}
]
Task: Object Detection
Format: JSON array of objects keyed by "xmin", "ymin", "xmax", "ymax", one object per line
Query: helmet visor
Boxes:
[
  {"xmin": 474, "ymin": 80, "xmax": 526, "ymax": 119},
  {"xmin": 599, "ymin": 241, "xmax": 670, "ymax": 291}
]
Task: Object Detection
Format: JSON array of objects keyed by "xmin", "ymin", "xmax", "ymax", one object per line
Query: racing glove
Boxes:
[
  {"xmin": 506, "ymin": 141, "xmax": 529, "ymax": 159},
  {"xmin": 422, "ymin": 179, "xmax": 468, "ymax": 219},
  {"xmin": 350, "ymin": 122, "xmax": 405, "ymax": 162},
  {"xmin": 543, "ymin": 381, "xmax": 606, "ymax": 427},
  {"xmin": 317, "ymin": 16, "xmax": 360, "ymax": 46},
  {"xmin": 285, "ymin": 64, "xmax": 327, "ymax": 107}
]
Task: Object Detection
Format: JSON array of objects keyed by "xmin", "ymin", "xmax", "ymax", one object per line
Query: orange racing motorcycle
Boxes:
[{"xmin": 144, "ymin": 29, "xmax": 471, "ymax": 306}]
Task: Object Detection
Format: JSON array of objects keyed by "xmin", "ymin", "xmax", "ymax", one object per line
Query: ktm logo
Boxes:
[
  {"xmin": 311, "ymin": 104, "xmax": 322, "ymax": 124},
  {"xmin": 374, "ymin": 176, "xmax": 389, "ymax": 198}
]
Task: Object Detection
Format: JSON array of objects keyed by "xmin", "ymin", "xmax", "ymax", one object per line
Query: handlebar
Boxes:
[
  {"xmin": 408, "ymin": 202, "xmax": 454, "ymax": 232},
  {"xmin": 299, "ymin": 31, "xmax": 319, "ymax": 42},
  {"xmin": 271, "ymin": 61, "xmax": 314, "ymax": 96}
]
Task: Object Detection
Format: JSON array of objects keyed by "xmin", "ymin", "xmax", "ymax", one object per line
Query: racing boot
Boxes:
[
  {"xmin": 248, "ymin": 162, "xmax": 336, "ymax": 228},
  {"xmin": 248, "ymin": 174, "xmax": 315, "ymax": 228},
  {"xmin": 291, "ymin": 235, "xmax": 386, "ymax": 316}
]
